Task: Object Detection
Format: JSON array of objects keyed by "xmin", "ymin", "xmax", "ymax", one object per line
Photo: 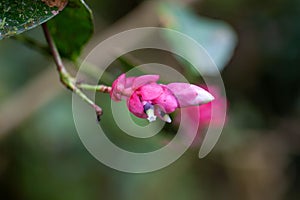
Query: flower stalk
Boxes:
[{"xmin": 76, "ymin": 83, "xmax": 111, "ymax": 93}]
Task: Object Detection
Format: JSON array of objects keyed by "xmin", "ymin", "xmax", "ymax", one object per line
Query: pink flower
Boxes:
[{"xmin": 110, "ymin": 73, "xmax": 214, "ymax": 123}]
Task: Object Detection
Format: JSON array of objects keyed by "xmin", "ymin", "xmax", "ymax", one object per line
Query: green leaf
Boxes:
[
  {"xmin": 47, "ymin": 0, "xmax": 94, "ymax": 61},
  {"xmin": 158, "ymin": 2, "xmax": 237, "ymax": 75},
  {"xmin": 0, "ymin": 0, "xmax": 67, "ymax": 40}
]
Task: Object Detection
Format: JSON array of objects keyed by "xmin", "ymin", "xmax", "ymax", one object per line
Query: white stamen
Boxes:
[
  {"xmin": 146, "ymin": 108, "xmax": 157, "ymax": 122},
  {"xmin": 162, "ymin": 114, "xmax": 172, "ymax": 123}
]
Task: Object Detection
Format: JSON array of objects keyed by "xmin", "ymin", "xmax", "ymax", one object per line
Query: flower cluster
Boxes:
[{"xmin": 110, "ymin": 73, "xmax": 214, "ymax": 123}]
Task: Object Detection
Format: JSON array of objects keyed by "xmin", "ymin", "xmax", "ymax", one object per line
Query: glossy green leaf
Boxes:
[
  {"xmin": 47, "ymin": 0, "xmax": 94, "ymax": 61},
  {"xmin": 0, "ymin": 0, "xmax": 66, "ymax": 40},
  {"xmin": 159, "ymin": 2, "xmax": 237, "ymax": 75}
]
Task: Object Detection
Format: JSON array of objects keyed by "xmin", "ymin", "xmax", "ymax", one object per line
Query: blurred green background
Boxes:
[{"xmin": 1, "ymin": 0, "xmax": 300, "ymax": 199}]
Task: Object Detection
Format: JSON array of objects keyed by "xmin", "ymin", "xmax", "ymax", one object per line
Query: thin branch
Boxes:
[
  {"xmin": 42, "ymin": 23, "xmax": 66, "ymax": 74},
  {"xmin": 41, "ymin": 23, "xmax": 105, "ymax": 120},
  {"xmin": 76, "ymin": 83, "xmax": 111, "ymax": 93}
]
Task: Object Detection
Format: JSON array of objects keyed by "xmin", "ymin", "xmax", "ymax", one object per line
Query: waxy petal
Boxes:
[
  {"xmin": 132, "ymin": 74, "xmax": 160, "ymax": 89},
  {"xmin": 152, "ymin": 86, "xmax": 178, "ymax": 113},
  {"xmin": 110, "ymin": 74, "xmax": 160, "ymax": 101},
  {"xmin": 167, "ymin": 83, "xmax": 214, "ymax": 107},
  {"xmin": 128, "ymin": 93, "xmax": 147, "ymax": 118},
  {"xmin": 110, "ymin": 74, "xmax": 126, "ymax": 101},
  {"xmin": 137, "ymin": 83, "xmax": 163, "ymax": 100}
]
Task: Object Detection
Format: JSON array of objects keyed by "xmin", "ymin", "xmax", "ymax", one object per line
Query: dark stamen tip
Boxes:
[{"xmin": 143, "ymin": 102, "xmax": 153, "ymax": 112}]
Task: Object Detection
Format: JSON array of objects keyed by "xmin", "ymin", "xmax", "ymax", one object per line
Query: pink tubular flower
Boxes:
[{"xmin": 110, "ymin": 74, "xmax": 214, "ymax": 123}]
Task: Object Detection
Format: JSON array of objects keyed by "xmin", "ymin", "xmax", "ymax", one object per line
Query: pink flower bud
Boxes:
[{"xmin": 110, "ymin": 74, "xmax": 214, "ymax": 123}]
